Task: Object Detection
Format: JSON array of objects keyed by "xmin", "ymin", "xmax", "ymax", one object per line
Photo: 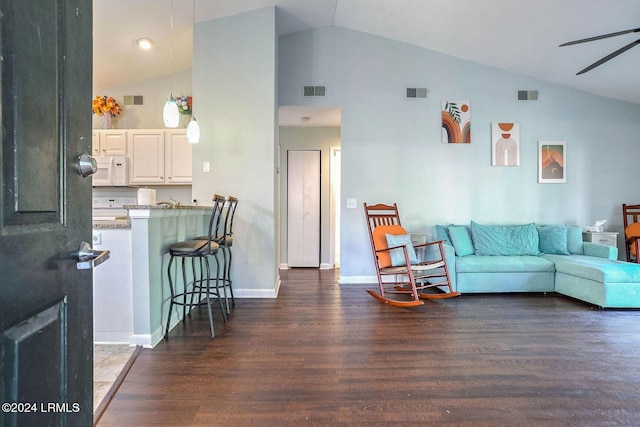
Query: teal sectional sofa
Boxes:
[{"xmin": 434, "ymin": 222, "xmax": 640, "ymax": 308}]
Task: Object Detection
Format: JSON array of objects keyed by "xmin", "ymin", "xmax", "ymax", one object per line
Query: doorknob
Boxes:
[
  {"xmin": 76, "ymin": 153, "xmax": 97, "ymax": 177},
  {"xmin": 75, "ymin": 241, "xmax": 110, "ymax": 270}
]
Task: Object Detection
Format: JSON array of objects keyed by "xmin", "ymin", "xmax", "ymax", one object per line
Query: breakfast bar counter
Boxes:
[{"xmin": 126, "ymin": 205, "xmax": 211, "ymax": 347}]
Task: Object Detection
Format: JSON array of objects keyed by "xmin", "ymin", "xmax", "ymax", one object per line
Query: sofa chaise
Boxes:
[{"xmin": 433, "ymin": 222, "xmax": 640, "ymax": 308}]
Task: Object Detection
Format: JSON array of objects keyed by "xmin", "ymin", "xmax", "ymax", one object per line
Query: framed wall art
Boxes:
[
  {"xmin": 538, "ymin": 141, "xmax": 566, "ymax": 183},
  {"xmin": 441, "ymin": 100, "xmax": 471, "ymax": 143},
  {"xmin": 491, "ymin": 123, "xmax": 520, "ymax": 166}
]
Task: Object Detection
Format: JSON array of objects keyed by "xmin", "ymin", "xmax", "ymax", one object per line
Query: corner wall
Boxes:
[
  {"xmin": 278, "ymin": 26, "xmax": 640, "ymax": 280},
  {"xmin": 192, "ymin": 7, "xmax": 278, "ymax": 296}
]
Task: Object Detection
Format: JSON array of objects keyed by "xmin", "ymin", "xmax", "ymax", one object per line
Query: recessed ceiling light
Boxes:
[{"xmin": 136, "ymin": 37, "xmax": 153, "ymax": 50}]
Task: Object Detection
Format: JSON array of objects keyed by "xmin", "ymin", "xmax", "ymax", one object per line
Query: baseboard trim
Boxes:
[{"xmin": 339, "ymin": 275, "xmax": 377, "ymax": 285}]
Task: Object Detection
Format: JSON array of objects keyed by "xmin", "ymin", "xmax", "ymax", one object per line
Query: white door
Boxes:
[{"xmin": 287, "ymin": 150, "xmax": 320, "ymax": 267}]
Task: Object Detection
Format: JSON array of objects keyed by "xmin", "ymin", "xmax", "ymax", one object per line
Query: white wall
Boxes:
[
  {"xmin": 192, "ymin": 7, "xmax": 279, "ymax": 296},
  {"xmin": 92, "ymin": 70, "xmax": 192, "ymax": 129},
  {"xmin": 279, "ymin": 126, "xmax": 341, "ymax": 268},
  {"xmin": 278, "ymin": 26, "xmax": 640, "ymax": 280}
]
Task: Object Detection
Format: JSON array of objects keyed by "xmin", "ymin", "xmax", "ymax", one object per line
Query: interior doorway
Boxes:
[{"xmin": 278, "ymin": 106, "xmax": 341, "ymax": 270}]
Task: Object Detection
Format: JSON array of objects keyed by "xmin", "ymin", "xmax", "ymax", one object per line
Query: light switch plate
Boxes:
[
  {"xmin": 346, "ymin": 198, "xmax": 357, "ymax": 209},
  {"xmin": 203, "ymin": 161, "xmax": 210, "ymax": 173}
]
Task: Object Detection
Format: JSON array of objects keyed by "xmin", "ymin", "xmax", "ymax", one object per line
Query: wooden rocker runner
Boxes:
[{"xmin": 363, "ymin": 202, "xmax": 460, "ymax": 306}]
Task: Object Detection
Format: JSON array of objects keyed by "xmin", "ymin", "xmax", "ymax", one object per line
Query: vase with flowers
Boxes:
[
  {"xmin": 92, "ymin": 95, "xmax": 122, "ymax": 129},
  {"xmin": 176, "ymin": 96, "xmax": 192, "ymax": 128}
]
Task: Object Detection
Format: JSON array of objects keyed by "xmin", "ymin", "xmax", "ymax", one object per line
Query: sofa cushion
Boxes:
[
  {"xmin": 435, "ymin": 224, "xmax": 453, "ymax": 246},
  {"xmin": 456, "ymin": 255, "xmax": 555, "ymax": 273},
  {"xmin": 448, "ymin": 226, "xmax": 474, "ymax": 256},
  {"xmin": 567, "ymin": 226, "xmax": 584, "ymax": 255},
  {"xmin": 544, "ymin": 254, "xmax": 640, "ymax": 283},
  {"xmin": 537, "ymin": 225, "xmax": 570, "ymax": 255},
  {"xmin": 385, "ymin": 233, "xmax": 418, "ymax": 266},
  {"xmin": 470, "ymin": 221, "xmax": 540, "ymax": 256}
]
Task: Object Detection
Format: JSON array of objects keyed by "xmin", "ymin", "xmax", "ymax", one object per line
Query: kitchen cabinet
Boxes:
[
  {"xmin": 128, "ymin": 129, "xmax": 192, "ymax": 185},
  {"xmin": 92, "ymin": 129, "xmax": 127, "ymax": 156},
  {"xmin": 165, "ymin": 130, "xmax": 193, "ymax": 184}
]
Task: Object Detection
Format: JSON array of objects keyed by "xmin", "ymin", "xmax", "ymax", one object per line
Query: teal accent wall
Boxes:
[
  {"xmin": 192, "ymin": 7, "xmax": 279, "ymax": 295},
  {"xmin": 278, "ymin": 26, "xmax": 640, "ymax": 279}
]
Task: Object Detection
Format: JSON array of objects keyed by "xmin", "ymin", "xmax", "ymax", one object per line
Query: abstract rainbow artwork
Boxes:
[
  {"xmin": 538, "ymin": 141, "xmax": 566, "ymax": 183},
  {"xmin": 491, "ymin": 123, "xmax": 520, "ymax": 166},
  {"xmin": 442, "ymin": 100, "xmax": 471, "ymax": 144}
]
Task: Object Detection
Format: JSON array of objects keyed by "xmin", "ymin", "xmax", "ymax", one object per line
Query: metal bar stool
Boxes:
[
  {"xmin": 164, "ymin": 195, "xmax": 226, "ymax": 339},
  {"xmin": 194, "ymin": 195, "xmax": 238, "ymax": 314},
  {"xmin": 219, "ymin": 196, "xmax": 238, "ymax": 311}
]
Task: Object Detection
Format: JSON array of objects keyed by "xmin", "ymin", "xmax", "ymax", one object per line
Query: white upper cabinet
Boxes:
[
  {"xmin": 92, "ymin": 130, "xmax": 127, "ymax": 156},
  {"xmin": 128, "ymin": 129, "xmax": 192, "ymax": 185},
  {"xmin": 165, "ymin": 130, "xmax": 193, "ymax": 184}
]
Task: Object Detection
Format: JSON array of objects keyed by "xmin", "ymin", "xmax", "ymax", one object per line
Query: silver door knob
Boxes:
[
  {"xmin": 76, "ymin": 153, "xmax": 97, "ymax": 177},
  {"xmin": 76, "ymin": 241, "xmax": 110, "ymax": 269}
]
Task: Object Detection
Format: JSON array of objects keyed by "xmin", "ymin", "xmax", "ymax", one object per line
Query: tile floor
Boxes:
[{"xmin": 93, "ymin": 344, "xmax": 137, "ymax": 411}]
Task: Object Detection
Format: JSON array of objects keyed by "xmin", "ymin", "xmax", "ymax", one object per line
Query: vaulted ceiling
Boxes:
[{"xmin": 94, "ymin": 0, "xmax": 640, "ymax": 105}]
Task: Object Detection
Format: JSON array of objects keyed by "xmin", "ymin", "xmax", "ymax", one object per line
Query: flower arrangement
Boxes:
[
  {"xmin": 92, "ymin": 95, "xmax": 122, "ymax": 117},
  {"xmin": 176, "ymin": 96, "xmax": 192, "ymax": 115}
]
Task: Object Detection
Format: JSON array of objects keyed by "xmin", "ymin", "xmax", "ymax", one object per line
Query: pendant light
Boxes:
[
  {"xmin": 163, "ymin": 0, "xmax": 179, "ymax": 128},
  {"xmin": 186, "ymin": 0, "xmax": 200, "ymax": 142}
]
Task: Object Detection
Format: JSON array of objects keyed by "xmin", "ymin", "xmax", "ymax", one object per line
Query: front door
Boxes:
[{"xmin": 0, "ymin": 0, "xmax": 94, "ymax": 425}]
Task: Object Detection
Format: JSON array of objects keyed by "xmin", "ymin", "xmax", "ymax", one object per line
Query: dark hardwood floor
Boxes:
[{"xmin": 97, "ymin": 269, "xmax": 640, "ymax": 426}]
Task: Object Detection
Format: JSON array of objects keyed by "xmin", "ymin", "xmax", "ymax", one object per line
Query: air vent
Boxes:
[
  {"xmin": 517, "ymin": 90, "xmax": 538, "ymax": 101},
  {"xmin": 303, "ymin": 86, "xmax": 326, "ymax": 97},
  {"xmin": 123, "ymin": 95, "xmax": 144, "ymax": 106},
  {"xmin": 406, "ymin": 87, "xmax": 428, "ymax": 99}
]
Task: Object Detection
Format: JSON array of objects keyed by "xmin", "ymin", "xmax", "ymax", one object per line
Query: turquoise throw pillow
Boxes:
[
  {"xmin": 448, "ymin": 226, "xmax": 474, "ymax": 256},
  {"xmin": 385, "ymin": 233, "xmax": 418, "ymax": 266},
  {"xmin": 470, "ymin": 221, "xmax": 540, "ymax": 256},
  {"xmin": 537, "ymin": 225, "xmax": 570, "ymax": 255},
  {"xmin": 435, "ymin": 224, "xmax": 453, "ymax": 246}
]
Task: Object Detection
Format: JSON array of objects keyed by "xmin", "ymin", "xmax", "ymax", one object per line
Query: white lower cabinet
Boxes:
[
  {"xmin": 92, "ymin": 227, "xmax": 133, "ymax": 343},
  {"xmin": 128, "ymin": 129, "xmax": 192, "ymax": 185}
]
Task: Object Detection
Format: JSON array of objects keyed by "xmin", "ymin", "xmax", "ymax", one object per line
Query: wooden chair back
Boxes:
[
  {"xmin": 623, "ymin": 204, "xmax": 640, "ymax": 229},
  {"xmin": 363, "ymin": 203, "xmax": 407, "ymax": 268},
  {"xmin": 622, "ymin": 204, "xmax": 640, "ymax": 262},
  {"xmin": 364, "ymin": 202, "xmax": 402, "ymax": 230}
]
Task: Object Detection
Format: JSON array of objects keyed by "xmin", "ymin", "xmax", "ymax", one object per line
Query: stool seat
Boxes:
[
  {"xmin": 192, "ymin": 235, "xmax": 232, "ymax": 246},
  {"xmin": 170, "ymin": 240, "xmax": 219, "ymax": 254}
]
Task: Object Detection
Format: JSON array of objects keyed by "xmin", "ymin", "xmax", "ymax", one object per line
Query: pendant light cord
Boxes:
[{"xmin": 169, "ymin": 0, "xmax": 174, "ymax": 98}]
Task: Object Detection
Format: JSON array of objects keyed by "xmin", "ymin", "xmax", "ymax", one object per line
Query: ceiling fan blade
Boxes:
[
  {"xmin": 560, "ymin": 27, "xmax": 640, "ymax": 47},
  {"xmin": 576, "ymin": 38, "xmax": 640, "ymax": 75}
]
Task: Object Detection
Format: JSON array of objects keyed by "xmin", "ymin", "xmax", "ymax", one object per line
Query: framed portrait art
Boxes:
[{"xmin": 538, "ymin": 141, "xmax": 566, "ymax": 184}]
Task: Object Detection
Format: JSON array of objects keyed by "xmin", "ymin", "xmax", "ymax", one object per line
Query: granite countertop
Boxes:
[{"xmin": 124, "ymin": 204, "xmax": 212, "ymax": 210}]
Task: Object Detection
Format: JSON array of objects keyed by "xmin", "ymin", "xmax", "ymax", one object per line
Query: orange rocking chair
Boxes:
[
  {"xmin": 623, "ymin": 203, "xmax": 640, "ymax": 263},
  {"xmin": 363, "ymin": 202, "xmax": 460, "ymax": 306}
]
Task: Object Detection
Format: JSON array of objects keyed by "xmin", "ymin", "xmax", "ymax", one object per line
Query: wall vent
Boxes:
[
  {"xmin": 406, "ymin": 88, "xmax": 428, "ymax": 99},
  {"xmin": 303, "ymin": 86, "xmax": 326, "ymax": 97},
  {"xmin": 123, "ymin": 95, "xmax": 144, "ymax": 106},
  {"xmin": 517, "ymin": 90, "xmax": 538, "ymax": 101}
]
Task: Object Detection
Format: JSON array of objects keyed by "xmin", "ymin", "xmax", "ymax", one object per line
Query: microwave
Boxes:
[{"xmin": 92, "ymin": 156, "xmax": 128, "ymax": 186}]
